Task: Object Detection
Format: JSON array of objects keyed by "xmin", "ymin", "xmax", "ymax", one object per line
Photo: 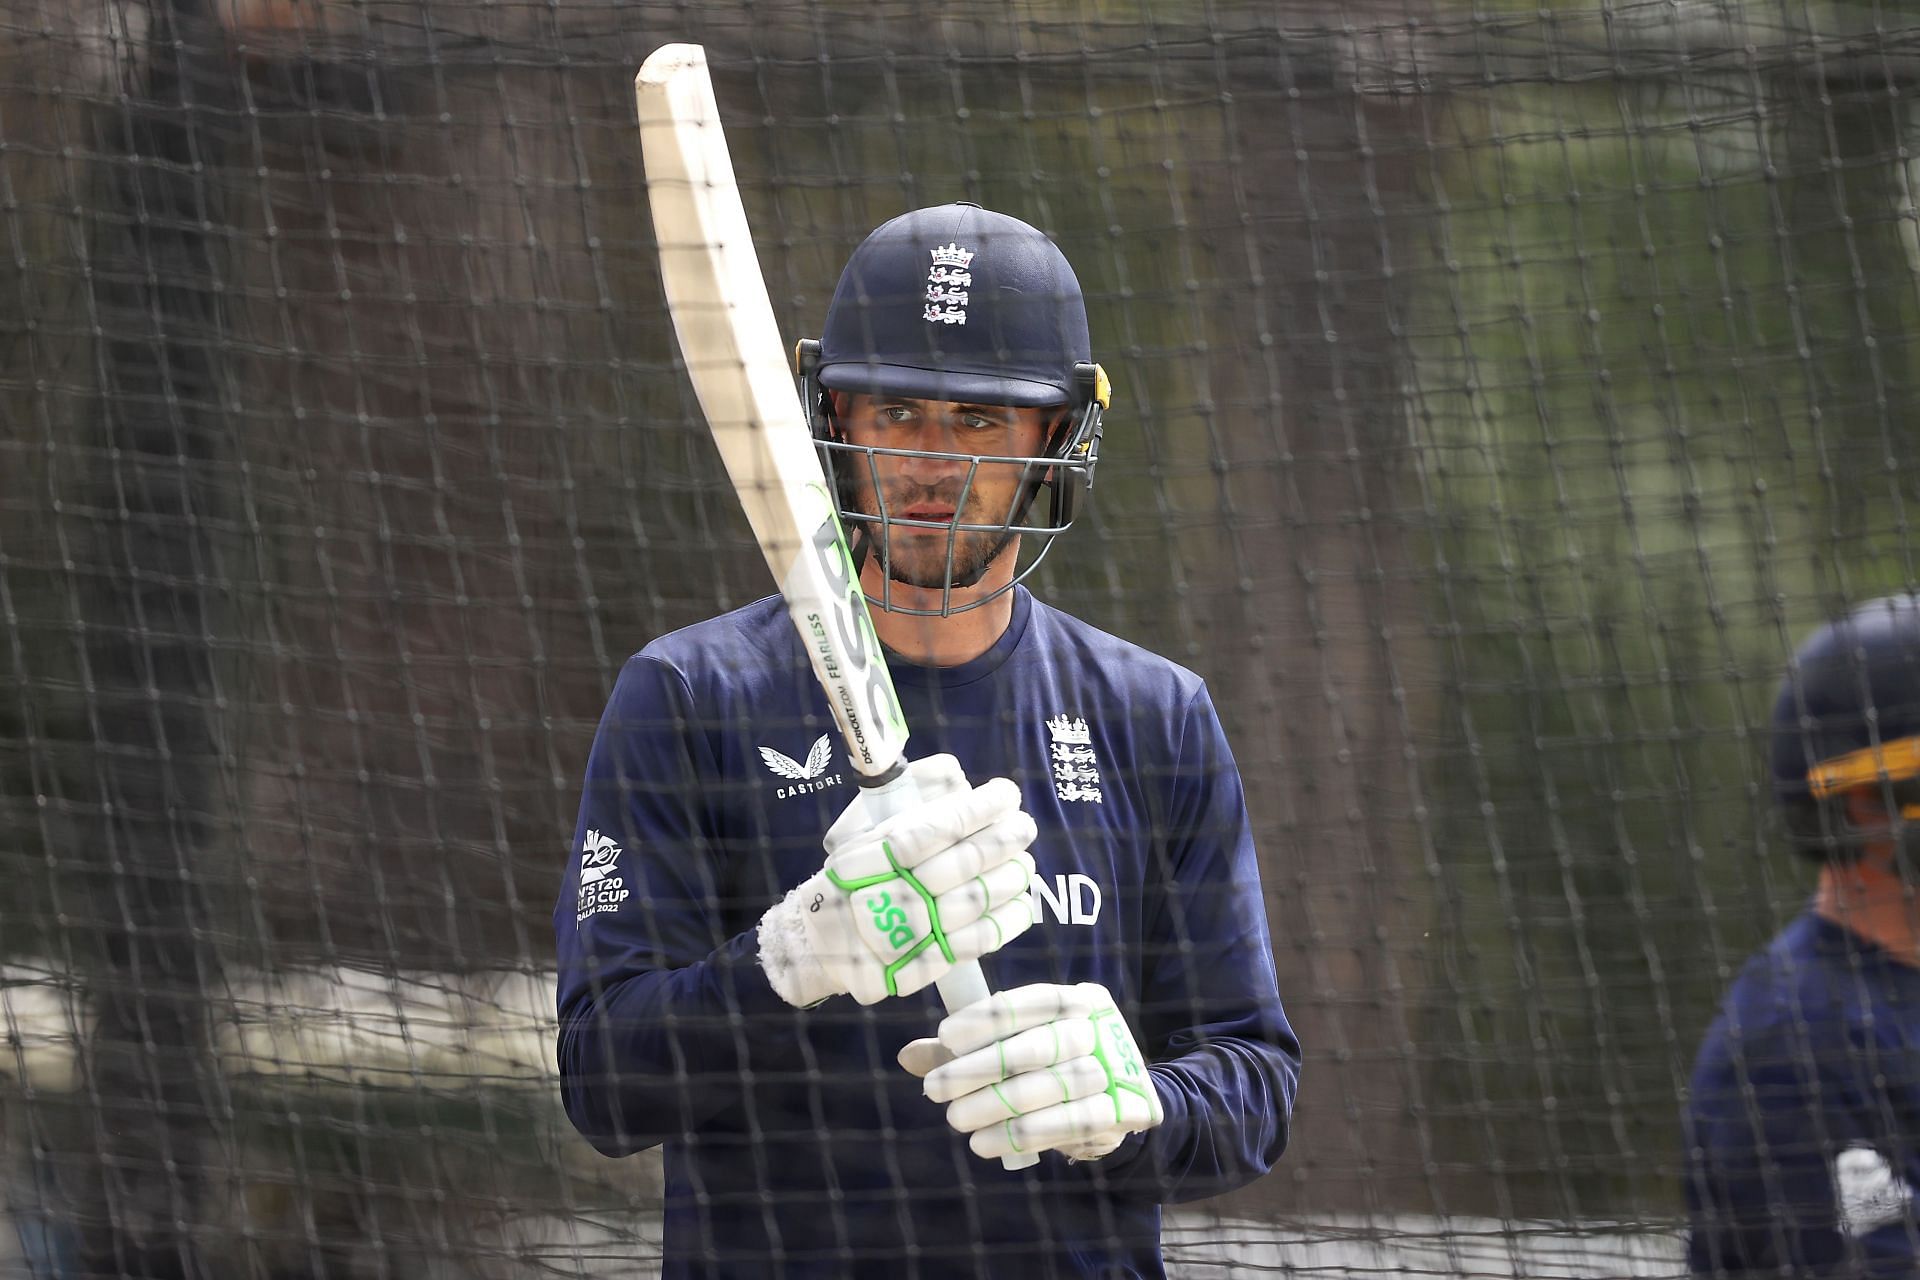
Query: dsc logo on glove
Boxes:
[{"xmin": 865, "ymin": 889, "xmax": 915, "ymax": 949}]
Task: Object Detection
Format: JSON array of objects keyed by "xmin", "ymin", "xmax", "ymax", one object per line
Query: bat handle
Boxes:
[
  {"xmin": 933, "ymin": 965, "xmax": 989, "ymax": 1009},
  {"xmin": 855, "ymin": 762, "xmax": 918, "ymax": 822},
  {"xmin": 937, "ymin": 967, "xmax": 1038, "ymax": 1173},
  {"xmin": 860, "ymin": 765, "xmax": 1040, "ymax": 1173}
]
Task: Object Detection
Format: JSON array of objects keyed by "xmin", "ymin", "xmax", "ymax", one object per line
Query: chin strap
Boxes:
[{"xmin": 847, "ymin": 522, "xmax": 874, "ymax": 579}]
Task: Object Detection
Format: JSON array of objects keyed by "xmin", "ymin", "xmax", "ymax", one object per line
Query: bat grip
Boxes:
[{"xmin": 858, "ymin": 764, "xmax": 1040, "ymax": 1172}]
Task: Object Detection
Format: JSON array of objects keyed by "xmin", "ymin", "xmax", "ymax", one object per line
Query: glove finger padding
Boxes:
[
  {"xmin": 902, "ymin": 811, "xmax": 1039, "ymax": 897},
  {"xmin": 760, "ymin": 762, "xmax": 1039, "ymax": 1009},
  {"xmin": 968, "ymin": 1089, "xmax": 1160, "ymax": 1162},
  {"xmin": 883, "ymin": 895, "xmax": 1035, "ymax": 999},
  {"xmin": 827, "ymin": 839, "xmax": 1031, "ymax": 967},
  {"xmin": 934, "ymin": 982, "xmax": 1113, "ymax": 1058},
  {"xmin": 905, "ymin": 854, "xmax": 1035, "ymax": 934},
  {"xmin": 921, "ymin": 1017, "xmax": 1099, "ymax": 1103},
  {"xmin": 821, "ymin": 753, "xmax": 969, "ymax": 853},
  {"xmin": 864, "ymin": 776, "xmax": 1026, "ymax": 870},
  {"xmin": 911, "ymin": 981, "xmax": 1165, "ymax": 1163},
  {"xmin": 943, "ymin": 1054, "xmax": 1112, "ymax": 1136},
  {"xmin": 825, "ymin": 808, "xmax": 1033, "ymax": 899}
]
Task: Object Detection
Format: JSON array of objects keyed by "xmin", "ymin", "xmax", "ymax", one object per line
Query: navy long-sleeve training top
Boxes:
[
  {"xmin": 1686, "ymin": 912, "xmax": 1920, "ymax": 1276},
  {"xmin": 554, "ymin": 586, "xmax": 1299, "ymax": 1279}
]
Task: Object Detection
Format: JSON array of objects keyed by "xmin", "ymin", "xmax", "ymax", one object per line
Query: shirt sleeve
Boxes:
[
  {"xmin": 1686, "ymin": 1016, "xmax": 1920, "ymax": 1277},
  {"xmin": 1092, "ymin": 683, "xmax": 1302, "ymax": 1203},
  {"xmin": 553, "ymin": 653, "xmax": 813, "ymax": 1157}
]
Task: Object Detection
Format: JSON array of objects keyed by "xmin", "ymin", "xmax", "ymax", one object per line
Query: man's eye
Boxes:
[
  {"xmin": 961, "ymin": 414, "xmax": 1004, "ymax": 431},
  {"xmin": 881, "ymin": 405, "xmax": 916, "ymax": 424}
]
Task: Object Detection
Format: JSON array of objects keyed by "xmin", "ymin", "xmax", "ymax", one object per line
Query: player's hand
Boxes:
[
  {"xmin": 758, "ymin": 754, "xmax": 1037, "ymax": 1008},
  {"xmin": 897, "ymin": 981, "xmax": 1165, "ymax": 1162}
]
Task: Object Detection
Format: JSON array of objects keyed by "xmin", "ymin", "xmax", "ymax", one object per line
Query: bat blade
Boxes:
[{"xmin": 635, "ymin": 43, "xmax": 907, "ymax": 780}]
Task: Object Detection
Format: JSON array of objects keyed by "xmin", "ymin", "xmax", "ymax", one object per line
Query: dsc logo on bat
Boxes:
[{"xmin": 800, "ymin": 501, "xmax": 903, "ymax": 772}]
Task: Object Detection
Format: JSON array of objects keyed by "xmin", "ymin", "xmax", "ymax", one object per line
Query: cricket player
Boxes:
[
  {"xmin": 1686, "ymin": 595, "xmax": 1920, "ymax": 1275},
  {"xmin": 554, "ymin": 203, "xmax": 1299, "ymax": 1277}
]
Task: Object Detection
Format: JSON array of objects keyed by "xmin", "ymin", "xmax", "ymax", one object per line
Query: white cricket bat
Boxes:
[{"xmin": 635, "ymin": 43, "xmax": 1037, "ymax": 1171}]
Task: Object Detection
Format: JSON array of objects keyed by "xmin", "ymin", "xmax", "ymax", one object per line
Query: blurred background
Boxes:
[{"xmin": 4, "ymin": 0, "xmax": 1917, "ymax": 1273}]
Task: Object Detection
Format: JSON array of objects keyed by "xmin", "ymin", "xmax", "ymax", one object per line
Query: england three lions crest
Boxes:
[
  {"xmin": 924, "ymin": 243, "xmax": 973, "ymax": 325},
  {"xmin": 1047, "ymin": 714, "xmax": 1103, "ymax": 804}
]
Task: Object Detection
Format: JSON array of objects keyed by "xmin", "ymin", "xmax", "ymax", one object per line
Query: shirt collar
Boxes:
[{"xmin": 885, "ymin": 586, "xmax": 1033, "ymax": 691}]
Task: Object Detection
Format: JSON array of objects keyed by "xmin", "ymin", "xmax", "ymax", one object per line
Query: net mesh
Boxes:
[{"xmin": 4, "ymin": 0, "xmax": 1916, "ymax": 1273}]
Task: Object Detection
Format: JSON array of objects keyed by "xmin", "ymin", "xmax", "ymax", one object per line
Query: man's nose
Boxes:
[{"xmin": 896, "ymin": 425, "xmax": 971, "ymax": 482}]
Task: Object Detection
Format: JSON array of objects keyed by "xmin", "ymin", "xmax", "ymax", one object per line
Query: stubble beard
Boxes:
[
  {"xmin": 841, "ymin": 457, "xmax": 1038, "ymax": 594},
  {"xmin": 877, "ymin": 521, "xmax": 1018, "ymax": 592}
]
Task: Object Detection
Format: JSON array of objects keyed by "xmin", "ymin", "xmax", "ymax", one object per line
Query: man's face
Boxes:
[{"xmin": 834, "ymin": 393, "xmax": 1054, "ymax": 593}]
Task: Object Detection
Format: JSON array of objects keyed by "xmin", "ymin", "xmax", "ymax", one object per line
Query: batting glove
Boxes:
[
  {"xmin": 897, "ymin": 981, "xmax": 1165, "ymax": 1162},
  {"xmin": 758, "ymin": 754, "xmax": 1037, "ymax": 1008}
]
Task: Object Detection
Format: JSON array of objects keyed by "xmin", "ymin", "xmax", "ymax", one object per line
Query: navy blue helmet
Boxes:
[
  {"xmin": 795, "ymin": 203, "xmax": 1108, "ymax": 616},
  {"xmin": 1771, "ymin": 595, "xmax": 1920, "ymax": 861}
]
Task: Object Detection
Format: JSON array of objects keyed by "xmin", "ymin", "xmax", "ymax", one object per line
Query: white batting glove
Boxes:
[
  {"xmin": 897, "ymin": 981, "xmax": 1165, "ymax": 1162},
  {"xmin": 758, "ymin": 755, "xmax": 1037, "ymax": 1008}
]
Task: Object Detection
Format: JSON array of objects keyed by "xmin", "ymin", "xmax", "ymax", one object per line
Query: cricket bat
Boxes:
[{"xmin": 635, "ymin": 43, "xmax": 1037, "ymax": 1171}]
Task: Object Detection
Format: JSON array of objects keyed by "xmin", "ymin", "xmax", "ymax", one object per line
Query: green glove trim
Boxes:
[
  {"xmin": 823, "ymin": 862, "xmax": 895, "ymax": 892},
  {"xmin": 820, "ymin": 839, "xmax": 959, "ymax": 995},
  {"xmin": 884, "ymin": 842, "xmax": 954, "ymax": 964},
  {"xmin": 882, "ymin": 935, "xmax": 935, "ymax": 997},
  {"xmin": 1089, "ymin": 1006, "xmax": 1153, "ymax": 1124}
]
